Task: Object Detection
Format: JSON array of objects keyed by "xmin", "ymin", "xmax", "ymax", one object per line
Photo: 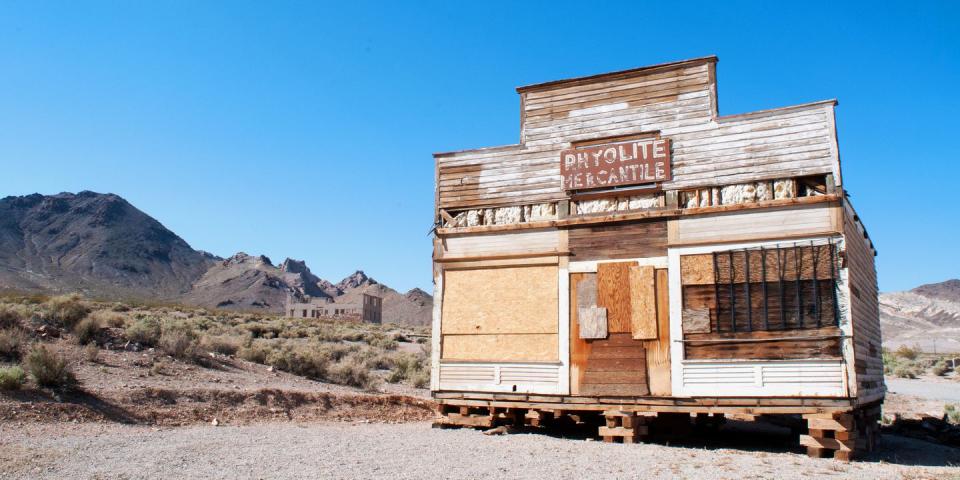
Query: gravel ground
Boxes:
[
  {"xmin": 886, "ymin": 376, "xmax": 960, "ymax": 403},
  {"xmin": 2, "ymin": 421, "xmax": 958, "ymax": 480}
]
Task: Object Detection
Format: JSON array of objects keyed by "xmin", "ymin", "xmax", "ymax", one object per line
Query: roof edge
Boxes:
[{"xmin": 515, "ymin": 55, "xmax": 718, "ymax": 94}]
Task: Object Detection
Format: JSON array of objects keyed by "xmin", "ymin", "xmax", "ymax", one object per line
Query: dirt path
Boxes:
[
  {"xmin": 886, "ymin": 376, "xmax": 960, "ymax": 403},
  {"xmin": 1, "ymin": 421, "xmax": 957, "ymax": 480}
]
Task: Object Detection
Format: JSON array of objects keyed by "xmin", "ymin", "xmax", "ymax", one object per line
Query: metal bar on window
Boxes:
[
  {"xmin": 728, "ymin": 250, "xmax": 736, "ymax": 333},
  {"xmin": 812, "ymin": 242, "xmax": 821, "ymax": 328},
  {"xmin": 744, "ymin": 249, "xmax": 752, "ymax": 332},
  {"xmin": 829, "ymin": 241, "xmax": 840, "ymax": 326},
  {"xmin": 795, "ymin": 244, "xmax": 803, "ymax": 329},
  {"xmin": 712, "ymin": 251, "xmax": 721, "ymax": 332},
  {"xmin": 778, "ymin": 247, "xmax": 787, "ymax": 330},
  {"xmin": 761, "ymin": 247, "xmax": 769, "ymax": 330}
]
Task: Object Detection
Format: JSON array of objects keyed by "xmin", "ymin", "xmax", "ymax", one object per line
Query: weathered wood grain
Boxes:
[
  {"xmin": 568, "ymin": 220, "xmax": 668, "ymax": 261},
  {"xmin": 629, "ymin": 265, "xmax": 657, "ymax": 340},
  {"xmin": 597, "ymin": 262, "xmax": 636, "ymax": 333}
]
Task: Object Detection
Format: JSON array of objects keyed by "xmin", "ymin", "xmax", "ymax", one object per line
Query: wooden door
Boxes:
[{"xmin": 569, "ymin": 268, "xmax": 671, "ymax": 397}]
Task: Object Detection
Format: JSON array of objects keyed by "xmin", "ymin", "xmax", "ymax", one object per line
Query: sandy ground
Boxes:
[
  {"xmin": 886, "ymin": 375, "xmax": 960, "ymax": 403},
  {"xmin": 2, "ymin": 421, "xmax": 958, "ymax": 480}
]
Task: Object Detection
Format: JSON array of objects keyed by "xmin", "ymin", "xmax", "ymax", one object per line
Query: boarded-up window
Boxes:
[
  {"xmin": 681, "ymin": 242, "xmax": 840, "ymax": 333},
  {"xmin": 441, "ymin": 265, "xmax": 558, "ymax": 362}
]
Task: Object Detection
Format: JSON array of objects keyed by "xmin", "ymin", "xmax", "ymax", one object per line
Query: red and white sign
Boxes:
[{"xmin": 560, "ymin": 138, "xmax": 672, "ymax": 191}]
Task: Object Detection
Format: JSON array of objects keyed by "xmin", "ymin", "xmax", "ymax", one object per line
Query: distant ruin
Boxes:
[{"xmin": 285, "ymin": 293, "xmax": 382, "ymax": 323}]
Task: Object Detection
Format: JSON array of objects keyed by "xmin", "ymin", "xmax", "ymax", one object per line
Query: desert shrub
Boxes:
[
  {"xmin": 159, "ymin": 321, "xmax": 199, "ymax": 360},
  {"xmin": 315, "ymin": 343, "xmax": 357, "ymax": 363},
  {"xmin": 0, "ymin": 328, "xmax": 25, "ymax": 361},
  {"xmin": 72, "ymin": 316, "xmax": 101, "ymax": 345},
  {"xmin": 274, "ymin": 348, "xmax": 330, "ymax": 380},
  {"xmin": 238, "ymin": 341, "xmax": 273, "ymax": 364},
  {"xmin": 200, "ymin": 334, "xmax": 246, "ymax": 356},
  {"xmin": 110, "ymin": 303, "xmax": 131, "ymax": 313},
  {"xmin": 386, "ymin": 352, "xmax": 428, "ymax": 384},
  {"xmin": 0, "ymin": 306, "xmax": 23, "ymax": 330},
  {"xmin": 411, "ymin": 371, "xmax": 430, "ymax": 389},
  {"xmin": 83, "ymin": 343, "xmax": 100, "ymax": 363},
  {"xmin": 24, "ymin": 345, "xmax": 78, "ymax": 390},
  {"xmin": 126, "ymin": 317, "xmax": 162, "ymax": 346},
  {"xmin": 932, "ymin": 359, "xmax": 952, "ymax": 376},
  {"xmin": 327, "ymin": 357, "xmax": 379, "ymax": 391},
  {"xmin": 368, "ymin": 334, "xmax": 398, "ymax": 351},
  {"xmin": 895, "ymin": 345, "xmax": 920, "ymax": 361},
  {"xmin": 44, "ymin": 294, "xmax": 90, "ymax": 329},
  {"xmin": 893, "ymin": 364, "xmax": 923, "ymax": 379},
  {"xmin": 946, "ymin": 404, "xmax": 960, "ymax": 425},
  {"xmin": 0, "ymin": 366, "xmax": 26, "ymax": 390},
  {"xmin": 90, "ymin": 310, "xmax": 126, "ymax": 328}
]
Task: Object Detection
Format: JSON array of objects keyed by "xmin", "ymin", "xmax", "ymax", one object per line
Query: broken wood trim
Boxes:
[
  {"xmin": 677, "ymin": 335, "xmax": 844, "ymax": 345},
  {"xmin": 668, "ymin": 229, "xmax": 842, "ymax": 248},
  {"xmin": 435, "ymin": 194, "xmax": 841, "ymax": 235}
]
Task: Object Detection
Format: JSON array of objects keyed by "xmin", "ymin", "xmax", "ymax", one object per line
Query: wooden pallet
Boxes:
[
  {"xmin": 800, "ymin": 404, "xmax": 880, "ymax": 461},
  {"xmin": 599, "ymin": 410, "xmax": 651, "ymax": 443}
]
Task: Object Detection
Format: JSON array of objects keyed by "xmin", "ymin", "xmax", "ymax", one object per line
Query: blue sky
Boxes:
[{"xmin": 0, "ymin": 1, "xmax": 956, "ymax": 293}]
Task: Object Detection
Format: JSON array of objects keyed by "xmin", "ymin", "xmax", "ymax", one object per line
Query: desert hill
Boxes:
[
  {"xmin": 880, "ymin": 279, "xmax": 960, "ymax": 353},
  {"xmin": 0, "ymin": 192, "xmax": 432, "ymax": 325},
  {"xmin": 0, "ymin": 192, "xmax": 213, "ymax": 299}
]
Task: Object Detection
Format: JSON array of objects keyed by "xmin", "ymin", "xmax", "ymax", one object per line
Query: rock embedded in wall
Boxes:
[
  {"xmin": 466, "ymin": 210, "xmax": 482, "ymax": 227},
  {"xmin": 577, "ymin": 198, "xmax": 618, "ymax": 214},
  {"xmin": 483, "ymin": 208, "xmax": 495, "ymax": 226},
  {"xmin": 756, "ymin": 181, "xmax": 774, "ymax": 201},
  {"xmin": 494, "ymin": 206, "xmax": 522, "ymax": 225},
  {"xmin": 720, "ymin": 183, "xmax": 758, "ymax": 205},
  {"xmin": 773, "ymin": 180, "xmax": 796, "ymax": 200},
  {"xmin": 528, "ymin": 203, "xmax": 557, "ymax": 221},
  {"xmin": 627, "ymin": 195, "xmax": 660, "ymax": 210}
]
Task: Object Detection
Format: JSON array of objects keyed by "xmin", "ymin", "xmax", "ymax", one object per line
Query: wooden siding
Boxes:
[
  {"xmin": 436, "ymin": 58, "xmax": 841, "ymax": 210},
  {"xmin": 842, "ymin": 201, "xmax": 884, "ymax": 405},
  {"xmin": 568, "ymin": 220, "xmax": 667, "ymax": 260},
  {"xmin": 671, "ymin": 202, "xmax": 837, "ymax": 246},
  {"xmin": 438, "ymin": 229, "xmax": 561, "ymax": 258}
]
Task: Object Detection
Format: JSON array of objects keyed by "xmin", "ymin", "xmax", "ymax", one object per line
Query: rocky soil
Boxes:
[{"xmin": 2, "ymin": 421, "xmax": 958, "ymax": 480}]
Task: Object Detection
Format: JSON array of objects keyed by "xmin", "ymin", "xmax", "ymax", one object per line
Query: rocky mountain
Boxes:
[
  {"xmin": 0, "ymin": 192, "xmax": 213, "ymax": 299},
  {"xmin": 880, "ymin": 279, "xmax": 960, "ymax": 353},
  {"xmin": 0, "ymin": 192, "xmax": 432, "ymax": 325}
]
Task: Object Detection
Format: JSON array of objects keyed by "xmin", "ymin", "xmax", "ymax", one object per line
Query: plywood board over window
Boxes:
[{"xmin": 441, "ymin": 265, "xmax": 559, "ymax": 362}]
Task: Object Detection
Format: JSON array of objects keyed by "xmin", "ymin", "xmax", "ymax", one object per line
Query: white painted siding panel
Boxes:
[
  {"xmin": 438, "ymin": 362, "xmax": 562, "ymax": 394},
  {"xmin": 680, "ymin": 361, "xmax": 845, "ymax": 396}
]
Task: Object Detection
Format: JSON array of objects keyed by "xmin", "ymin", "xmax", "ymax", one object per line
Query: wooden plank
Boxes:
[
  {"xmin": 576, "ymin": 274, "xmax": 598, "ymax": 308},
  {"xmin": 645, "ymin": 269, "xmax": 671, "ymax": 396},
  {"xmin": 581, "ymin": 370, "xmax": 647, "ymax": 384},
  {"xmin": 568, "ymin": 220, "xmax": 667, "ymax": 261},
  {"xmin": 578, "ymin": 307, "xmax": 608, "ymax": 339},
  {"xmin": 630, "ymin": 265, "xmax": 658, "ymax": 340},
  {"xmin": 597, "ymin": 262, "xmax": 636, "ymax": 333},
  {"xmin": 799, "ymin": 434, "xmax": 854, "ymax": 451},
  {"xmin": 569, "ymin": 273, "xmax": 590, "ymax": 396},
  {"xmin": 682, "ymin": 308, "xmax": 711, "ymax": 334}
]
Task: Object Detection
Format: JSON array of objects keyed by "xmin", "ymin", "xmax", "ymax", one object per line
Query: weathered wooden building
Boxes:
[{"xmin": 430, "ymin": 56, "xmax": 882, "ymax": 460}]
